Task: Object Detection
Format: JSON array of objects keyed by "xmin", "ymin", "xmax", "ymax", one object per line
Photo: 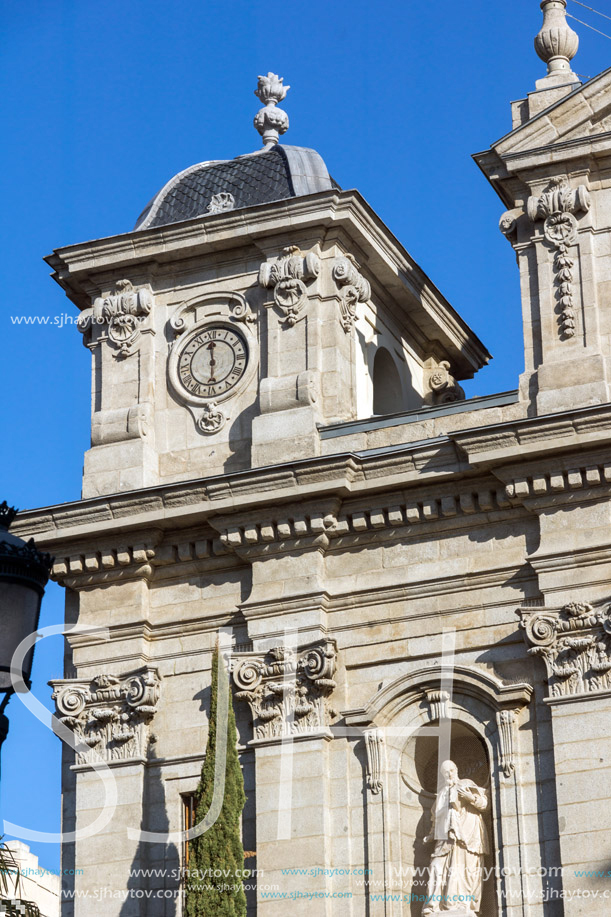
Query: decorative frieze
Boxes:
[
  {"xmin": 526, "ymin": 178, "xmax": 591, "ymax": 339},
  {"xmin": 78, "ymin": 280, "xmax": 154, "ymax": 357},
  {"xmin": 518, "ymin": 601, "xmax": 611, "ymax": 699},
  {"xmin": 331, "ymin": 254, "xmax": 371, "ymax": 332},
  {"xmin": 259, "ymin": 246, "xmax": 320, "ymax": 326},
  {"xmin": 50, "ymin": 669, "xmax": 161, "ymax": 765},
  {"xmin": 364, "ymin": 728, "xmax": 385, "ymax": 795},
  {"xmin": 218, "ymin": 486, "xmax": 511, "ymax": 550},
  {"xmin": 232, "ymin": 640, "xmax": 337, "ymax": 741},
  {"xmin": 504, "ymin": 460, "xmax": 611, "ymax": 503}
]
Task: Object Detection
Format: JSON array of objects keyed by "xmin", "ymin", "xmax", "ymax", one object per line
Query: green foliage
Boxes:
[
  {"xmin": 184, "ymin": 644, "xmax": 247, "ymax": 917},
  {"xmin": 0, "ymin": 838, "xmax": 20, "ymax": 898}
]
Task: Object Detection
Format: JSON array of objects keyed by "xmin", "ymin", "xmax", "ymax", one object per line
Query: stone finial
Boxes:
[
  {"xmin": 535, "ymin": 0, "xmax": 579, "ymax": 83},
  {"xmin": 254, "ymin": 72, "xmax": 290, "ymax": 147}
]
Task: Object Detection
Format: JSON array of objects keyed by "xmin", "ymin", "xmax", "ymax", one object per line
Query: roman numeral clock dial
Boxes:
[{"xmin": 177, "ymin": 326, "xmax": 248, "ymax": 399}]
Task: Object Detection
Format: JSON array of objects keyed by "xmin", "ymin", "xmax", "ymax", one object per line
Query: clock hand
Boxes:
[{"xmin": 206, "ymin": 341, "xmax": 216, "ymax": 383}]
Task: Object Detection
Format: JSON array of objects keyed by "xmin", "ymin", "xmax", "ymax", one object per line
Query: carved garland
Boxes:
[
  {"xmin": 331, "ymin": 254, "xmax": 371, "ymax": 332},
  {"xmin": 50, "ymin": 669, "xmax": 161, "ymax": 765},
  {"xmin": 518, "ymin": 601, "xmax": 611, "ymax": 699},
  {"xmin": 232, "ymin": 640, "xmax": 337, "ymax": 741},
  {"xmin": 526, "ymin": 178, "xmax": 591, "ymax": 339},
  {"xmin": 78, "ymin": 280, "xmax": 154, "ymax": 357},
  {"xmin": 259, "ymin": 246, "xmax": 320, "ymax": 326}
]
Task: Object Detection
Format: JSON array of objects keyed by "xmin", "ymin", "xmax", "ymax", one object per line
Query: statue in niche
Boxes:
[{"xmin": 422, "ymin": 760, "xmax": 489, "ymax": 915}]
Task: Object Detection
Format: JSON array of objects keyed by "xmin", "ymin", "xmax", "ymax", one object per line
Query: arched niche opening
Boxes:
[
  {"xmin": 400, "ymin": 722, "xmax": 497, "ymax": 917},
  {"xmin": 372, "ymin": 347, "xmax": 404, "ymax": 415}
]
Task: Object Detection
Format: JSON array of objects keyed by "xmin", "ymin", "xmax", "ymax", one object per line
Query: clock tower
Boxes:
[{"xmin": 47, "ymin": 72, "xmax": 488, "ymax": 500}]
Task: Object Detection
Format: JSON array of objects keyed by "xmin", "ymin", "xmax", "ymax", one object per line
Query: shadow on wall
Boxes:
[{"xmin": 120, "ymin": 746, "xmax": 179, "ymax": 917}]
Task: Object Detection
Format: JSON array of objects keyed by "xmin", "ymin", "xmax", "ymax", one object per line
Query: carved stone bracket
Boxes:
[
  {"xmin": 496, "ymin": 709, "xmax": 518, "ymax": 778},
  {"xmin": 331, "ymin": 254, "xmax": 371, "ymax": 332},
  {"xmin": 364, "ymin": 728, "xmax": 385, "ymax": 795},
  {"xmin": 518, "ymin": 601, "xmax": 611, "ymax": 700},
  {"xmin": 50, "ymin": 668, "xmax": 161, "ymax": 765},
  {"xmin": 425, "ymin": 689, "xmax": 451, "ymax": 721},
  {"xmin": 259, "ymin": 246, "xmax": 320, "ymax": 326},
  {"xmin": 424, "ymin": 358, "xmax": 465, "ymax": 405},
  {"xmin": 78, "ymin": 280, "xmax": 154, "ymax": 357},
  {"xmin": 527, "ymin": 178, "xmax": 591, "ymax": 339},
  {"xmin": 232, "ymin": 640, "xmax": 337, "ymax": 741}
]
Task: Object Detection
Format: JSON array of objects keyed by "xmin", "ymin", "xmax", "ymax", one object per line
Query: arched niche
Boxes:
[
  {"xmin": 401, "ymin": 722, "xmax": 495, "ymax": 916},
  {"xmin": 345, "ymin": 666, "xmax": 533, "ymax": 917},
  {"xmin": 372, "ymin": 346, "xmax": 404, "ymax": 415}
]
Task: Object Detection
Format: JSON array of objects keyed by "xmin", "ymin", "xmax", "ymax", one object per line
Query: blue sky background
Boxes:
[{"xmin": 1, "ymin": 0, "xmax": 609, "ymax": 873}]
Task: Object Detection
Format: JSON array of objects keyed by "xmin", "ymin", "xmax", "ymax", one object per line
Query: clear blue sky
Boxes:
[{"xmin": 1, "ymin": 0, "xmax": 609, "ymax": 872}]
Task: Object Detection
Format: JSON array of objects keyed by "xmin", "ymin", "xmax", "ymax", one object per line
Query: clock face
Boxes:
[{"xmin": 177, "ymin": 326, "xmax": 248, "ymax": 399}]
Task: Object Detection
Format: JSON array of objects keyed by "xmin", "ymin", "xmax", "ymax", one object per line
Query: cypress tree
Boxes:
[{"xmin": 185, "ymin": 642, "xmax": 247, "ymax": 917}]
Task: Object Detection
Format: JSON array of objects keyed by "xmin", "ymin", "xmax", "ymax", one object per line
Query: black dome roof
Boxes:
[{"xmin": 134, "ymin": 144, "xmax": 339, "ymax": 231}]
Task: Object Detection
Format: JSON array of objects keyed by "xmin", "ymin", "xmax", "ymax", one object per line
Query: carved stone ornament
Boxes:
[
  {"xmin": 50, "ymin": 668, "xmax": 161, "ymax": 765},
  {"xmin": 258, "ymin": 246, "xmax": 321, "ymax": 326},
  {"xmin": 207, "ymin": 192, "xmax": 235, "ymax": 214},
  {"xmin": 496, "ymin": 709, "xmax": 518, "ymax": 778},
  {"xmin": 425, "ymin": 689, "xmax": 451, "ymax": 721},
  {"xmin": 364, "ymin": 728, "xmax": 385, "ymax": 795},
  {"xmin": 425, "ymin": 359, "xmax": 465, "ymax": 405},
  {"xmin": 77, "ymin": 280, "xmax": 154, "ymax": 357},
  {"xmin": 527, "ymin": 178, "xmax": 591, "ymax": 339},
  {"xmin": 232, "ymin": 640, "xmax": 337, "ymax": 741},
  {"xmin": 331, "ymin": 254, "xmax": 371, "ymax": 332},
  {"xmin": 518, "ymin": 601, "xmax": 611, "ymax": 700},
  {"xmin": 253, "ymin": 72, "xmax": 290, "ymax": 146},
  {"xmin": 169, "ymin": 291, "xmax": 255, "ymax": 339},
  {"xmin": 197, "ymin": 401, "xmax": 226, "ymax": 435}
]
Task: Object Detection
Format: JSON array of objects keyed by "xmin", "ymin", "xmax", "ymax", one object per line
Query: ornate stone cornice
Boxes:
[
  {"xmin": 518, "ymin": 601, "xmax": 611, "ymax": 701},
  {"xmin": 50, "ymin": 668, "xmax": 161, "ymax": 765},
  {"xmin": 232, "ymin": 640, "xmax": 338, "ymax": 742}
]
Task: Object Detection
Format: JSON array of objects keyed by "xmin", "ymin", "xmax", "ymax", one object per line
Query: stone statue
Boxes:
[{"xmin": 422, "ymin": 760, "xmax": 489, "ymax": 915}]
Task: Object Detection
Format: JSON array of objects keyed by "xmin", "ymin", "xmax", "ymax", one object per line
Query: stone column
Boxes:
[
  {"xmin": 50, "ymin": 669, "xmax": 161, "ymax": 917},
  {"xmin": 232, "ymin": 641, "xmax": 339, "ymax": 915},
  {"xmin": 518, "ymin": 602, "xmax": 611, "ymax": 913}
]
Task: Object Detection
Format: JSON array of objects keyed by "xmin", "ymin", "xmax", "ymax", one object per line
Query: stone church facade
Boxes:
[{"xmin": 14, "ymin": 3, "xmax": 611, "ymax": 915}]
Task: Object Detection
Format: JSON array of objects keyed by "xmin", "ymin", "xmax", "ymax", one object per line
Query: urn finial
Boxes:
[
  {"xmin": 535, "ymin": 0, "xmax": 579, "ymax": 81},
  {"xmin": 254, "ymin": 73, "xmax": 290, "ymax": 147}
]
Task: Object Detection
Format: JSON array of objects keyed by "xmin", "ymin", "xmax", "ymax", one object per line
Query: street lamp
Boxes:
[{"xmin": 0, "ymin": 501, "xmax": 53, "ymax": 766}]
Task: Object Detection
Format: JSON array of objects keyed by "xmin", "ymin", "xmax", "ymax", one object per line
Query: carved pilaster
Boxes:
[
  {"xmin": 50, "ymin": 668, "xmax": 161, "ymax": 765},
  {"xmin": 78, "ymin": 279, "xmax": 154, "ymax": 357},
  {"xmin": 364, "ymin": 728, "xmax": 385, "ymax": 795},
  {"xmin": 331, "ymin": 254, "xmax": 371, "ymax": 332},
  {"xmin": 258, "ymin": 245, "xmax": 320, "ymax": 326},
  {"xmin": 232, "ymin": 640, "xmax": 337, "ymax": 741},
  {"xmin": 526, "ymin": 178, "xmax": 591, "ymax": 339},
  {"xmin": 518, "ymin": 601, "xmax": 611, "ymax": 700}
]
